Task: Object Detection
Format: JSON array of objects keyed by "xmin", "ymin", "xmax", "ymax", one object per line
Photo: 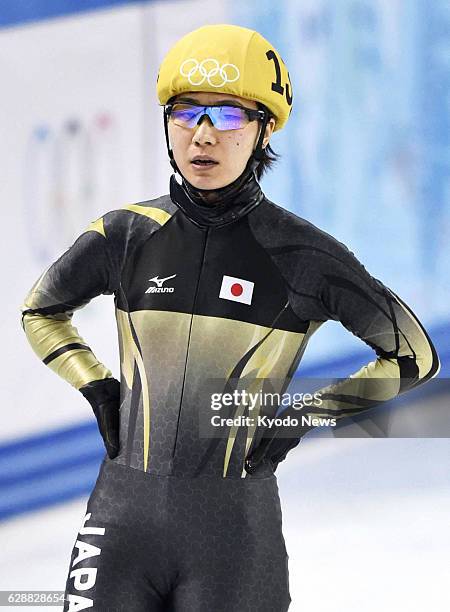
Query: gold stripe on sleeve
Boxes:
[
  {"xmin": 391, "ymin": 294, "xmax": 441, "ymax": 379},
  {"xmin": 22, "ymin": 312, "xmax": 112, "ymax": 389}
]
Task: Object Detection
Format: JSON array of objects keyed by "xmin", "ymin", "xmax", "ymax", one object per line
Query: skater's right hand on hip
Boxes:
[{"xmin": 79, "ymin": 378, "xmax": 121, "ymax": 459}]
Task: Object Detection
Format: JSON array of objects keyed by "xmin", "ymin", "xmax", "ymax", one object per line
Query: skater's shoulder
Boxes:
[
  {"xmin": 85, "ymin": 194, "xmax": 177, "ymax": 245},
  {"xmin": 119, "ymin": 194, "xmax": 177, "ymax": 225}
]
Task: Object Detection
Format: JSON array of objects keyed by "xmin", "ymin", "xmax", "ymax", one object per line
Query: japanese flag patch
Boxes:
[{"xmin": 219, "ymin": 275, "xmax": 254, "ymax": 305}]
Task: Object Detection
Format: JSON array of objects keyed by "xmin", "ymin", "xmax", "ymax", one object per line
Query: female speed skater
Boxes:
[{"xmin": 21, "ymin": 24, "xmax": 439, "ymax": 612}]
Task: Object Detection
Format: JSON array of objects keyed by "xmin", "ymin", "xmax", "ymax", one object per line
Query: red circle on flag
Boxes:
[{"xmin": 231, "ymin": 283, "xmax": 243, "ymax": 297}]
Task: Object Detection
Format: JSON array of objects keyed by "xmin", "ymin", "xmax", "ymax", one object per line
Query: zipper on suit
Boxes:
[{"xmin": 171, "ymin": 226, "xmax": 210, "ymax": 458}]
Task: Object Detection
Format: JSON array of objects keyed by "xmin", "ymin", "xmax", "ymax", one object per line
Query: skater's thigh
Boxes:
[{"xmin": 63, "ymin": 512, "xmax": 166, "ymax": 612}]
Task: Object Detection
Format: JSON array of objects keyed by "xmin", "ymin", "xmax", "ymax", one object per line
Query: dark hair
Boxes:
[
  {"xmin": 254, "ymin": 103, "xmax": 281, "ymax": 181},
  {"xmin": 255, "ymin": 142, "xmax": 281, "ymax": 181}
]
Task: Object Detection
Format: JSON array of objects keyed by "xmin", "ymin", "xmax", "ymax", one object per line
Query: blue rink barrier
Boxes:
[
  {"xmin": 0, "ymin": 423, "xmax": 105, "ymax": 521},
  {"xmin": 0, "ymin": 0, "xmax": 147, "ymax": 29},
  {"xmin": 1, "ymin": 323, "xmax": 448, "ymax": 522}
]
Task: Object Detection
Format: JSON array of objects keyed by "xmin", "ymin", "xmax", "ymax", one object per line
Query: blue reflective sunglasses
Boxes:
[{"xmin": 164, "ymin": 102, "xmax": 266, "ymax": 131}]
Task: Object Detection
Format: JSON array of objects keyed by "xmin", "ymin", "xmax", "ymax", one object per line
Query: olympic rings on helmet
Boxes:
[{"xmin": 179, "ymin": 58, "xmax": 240, "ymax": 88}]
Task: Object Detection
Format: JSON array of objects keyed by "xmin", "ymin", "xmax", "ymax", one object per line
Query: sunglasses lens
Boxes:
[
  {"xmin": 169, "ymin": 104, "xmax": 249, "ymax": 130},
  {"xmin": 210, "ymin": 106, "xmax": 248, "ymax": 130},
  {"xmin": 170, "ymin": 104, "xmax": 202, "ymax": 127}
]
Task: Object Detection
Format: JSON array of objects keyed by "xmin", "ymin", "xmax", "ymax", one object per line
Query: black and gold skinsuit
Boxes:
[{"xmin": 21, "ymin": 172, "xmax": 439, "ymax": 612}]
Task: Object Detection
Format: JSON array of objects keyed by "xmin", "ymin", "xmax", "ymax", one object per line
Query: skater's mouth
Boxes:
[{"xmin": 191, "ymin": 155, "xmax": 219, "ymax": 167}]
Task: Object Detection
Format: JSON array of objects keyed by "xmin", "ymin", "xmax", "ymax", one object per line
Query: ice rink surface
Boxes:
[{"xmin": 1, "ymin": 436, "xmax": 449, "ymax": 612}]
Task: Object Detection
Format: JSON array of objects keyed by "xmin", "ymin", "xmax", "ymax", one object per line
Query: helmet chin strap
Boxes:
[{"xmin": 163, "ymin": 107, "xmax": 269, "ymax": 200}]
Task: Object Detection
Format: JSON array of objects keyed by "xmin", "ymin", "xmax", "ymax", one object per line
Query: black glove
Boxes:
[
  {"xmin": 245, "ymin": 410, "xmax": 313, "ymax": 474},
  {"xmin": 79, "ymin": 378, "xmax": 121, "ymax": 459},
  {"xmin": 245, "ymin": 434, "xmax": 302, "ymax": 474}
]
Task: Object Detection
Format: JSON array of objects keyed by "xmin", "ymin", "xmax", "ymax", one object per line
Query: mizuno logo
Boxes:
[{"xmin": 145, "ymin": 274, "xmax": 176, "ymax": 294}]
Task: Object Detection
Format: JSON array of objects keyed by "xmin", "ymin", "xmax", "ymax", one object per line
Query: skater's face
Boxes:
[{"xmin": 167, "ymin": 91, "xmax": 275, "ymax": 190}]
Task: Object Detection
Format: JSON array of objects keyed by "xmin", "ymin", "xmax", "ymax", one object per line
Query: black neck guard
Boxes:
[{"xmin": 169, "ymin": 169, "xmax": 264, "ymax": 228}]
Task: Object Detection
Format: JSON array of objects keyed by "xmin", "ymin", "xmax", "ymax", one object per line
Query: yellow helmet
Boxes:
[{"xmin": 156, "ymin": 24, "xmax": 293, "ymax": 132}]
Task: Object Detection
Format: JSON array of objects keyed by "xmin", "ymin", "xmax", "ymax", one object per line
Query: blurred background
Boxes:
[{"xmin": 1, "ymin": 1, "xmax": 449, "ymax": 610}]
